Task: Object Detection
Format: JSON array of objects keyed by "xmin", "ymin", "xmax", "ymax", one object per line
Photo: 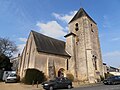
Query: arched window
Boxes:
[
  {"xmin": 91, "ymin": 24, "xmax": 94, "ymax": 32},
  {"xmin": 76, "ymin": 36, "xmax": 79, "ymax": 45},
  {"xmin": 75, "ymin": 23, "xmax": 78, "ymax": 27},
  {"xmin": 91, "ymin": 24, "xmax": 92, "ymax": 26},
  {"xmin": 67, "ymin": 59, "xmax": 68, "ymax": 70},
  {"xmin": 75, "ymin": 23, "xmax": 79, "ymax": 31},
  {"xmin": 94, "ymin": 58, "xmax": 97, "ymax": 70},
  {"xmin": 93, "ymin": 55, "xmax": 97, "ymax": 70}
]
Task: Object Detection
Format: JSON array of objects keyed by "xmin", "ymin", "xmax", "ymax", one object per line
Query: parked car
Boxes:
[
  {"xmin": 2, "ymin": 71, "xmax": 16, "ymax": 81},
  {"xmin": 103, "ymin": 76, "xmax": 120, "ymax": 85},
  {"xmin": 5, "ymin": 73, "xmax": 18, "ymax": 83},
  {"xmin": 42, "ymin": 77, "xmax": 72, "ymax": 90}
]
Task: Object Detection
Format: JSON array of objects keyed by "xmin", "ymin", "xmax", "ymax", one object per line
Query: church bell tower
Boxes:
[{"xmin": 65, "ymin": 8, "xmax": 103, "ymax": 83}]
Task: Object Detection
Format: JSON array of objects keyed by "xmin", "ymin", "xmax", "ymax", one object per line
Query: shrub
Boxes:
[
  {"xmin": 100, "ymin": 75, "xmax": 104, "ymax": 81},
  {"xmin": 66, "ymin": 73, "xmax": 74, "ymax": 81},
  {"xmin": 22, "ymin": 68, "xmax": 46, "ymax": 85},
  {"xmin": 104, "ymin": 73, "xmax": 114, "ymax": 79},
  {"xmin": 17, "ymin": 75, "xmax": 20, "ymax": 82}
]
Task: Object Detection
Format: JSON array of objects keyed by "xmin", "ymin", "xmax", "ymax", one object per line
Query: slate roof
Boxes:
[
  {"xmin": 31, "ymin": 30, "xmax": 70, "ymax": 57},
  {"xmin": 64, "ymin": 32, "xmax": 76, "ymax": 37},
  {"xmin": 103, "ymin": 63, "xmax": 106, "ymax": 65},
  {"xmin": 69, "ymin": 8, "xmax": 96, "ymax": 24}
]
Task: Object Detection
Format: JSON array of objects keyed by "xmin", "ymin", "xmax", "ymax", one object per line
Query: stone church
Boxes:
[{"xmin": 18, "ymin": 8, "xmax": 103, "ymax": 83}]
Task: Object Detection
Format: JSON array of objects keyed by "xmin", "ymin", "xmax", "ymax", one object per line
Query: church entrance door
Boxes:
[{"xmin": 58, "ymin": 68, "xmax": 65, "ymax": 77}]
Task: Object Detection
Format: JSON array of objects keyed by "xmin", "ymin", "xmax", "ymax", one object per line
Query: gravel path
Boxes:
[{"xmin": 0, "ymin": 82, "xmax": 44, "ymax": 90}]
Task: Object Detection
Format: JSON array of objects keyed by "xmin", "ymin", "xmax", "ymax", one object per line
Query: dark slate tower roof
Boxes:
[
  {"xmin": 31, "ymin": 30, "xmax": 70, "ymax": 57},
  {"xmin": 69, "ymin": 8, "xmax": 96, "ymax": 24}
]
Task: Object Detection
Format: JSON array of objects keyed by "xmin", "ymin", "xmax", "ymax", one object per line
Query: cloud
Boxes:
[
  {"xmin": 36, "ymin": 21, "xmax": 67, "ymax": 39},
  {"xmin": 36, "ymin": 10, "xmax": 77, "ymax": 39},
  {"xmin": 19, "ymin": 38, "xmax": 27, "ymax": 42},
  {"xmin": 17, "ymin": 44, "xmax": 25, "ymax": 53},
  {"xmin": 103, "ymin": 51, "xmax": 120, "ymax": 67},
  {"xmin": 103, "ymin": 15, "xmax": 112, "ymax": 28},
  {"xmin": 103, "ymin": 51, "xmax": 120, "ymax": 57},
  {"xmin": 13, "ymin": 37, "xmax": 27, "ymax": 57},
  {"xmin": 99, "ymin": 33, "xmax": 104, "ymax": 38},
  {"xmin": 111, "ymin": 37, "xmax": 120, "ymax": 41},
  {"xmin": 13, "ymin": 44, "xmax": 25, "ymax": 57},
  {"xmin": 52, "ymin": 11, "xmax": 77, "ymax": 23}
]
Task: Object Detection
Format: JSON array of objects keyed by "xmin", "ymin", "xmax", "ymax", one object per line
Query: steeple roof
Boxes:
[{"xmin": 69, "ymin": 8, "xmax": 97, "ymax": 24}]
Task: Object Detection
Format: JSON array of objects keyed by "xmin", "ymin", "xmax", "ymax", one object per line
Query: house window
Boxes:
[
  {"xmin": 75, "ymin": 23, "xmax": 79, "ymax": 31},
  {"xmin": 67, "ymin": 59, "xmax": 69, "ymax": 70}
]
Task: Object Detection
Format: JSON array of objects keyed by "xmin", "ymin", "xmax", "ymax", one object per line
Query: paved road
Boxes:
[
  {"xmin": 60, "ymin": 84, "xmax": 120, "ymax": 90},
  {"xmin": 1, "ymin": 82, "xmax": 120, "ymax": 90}
]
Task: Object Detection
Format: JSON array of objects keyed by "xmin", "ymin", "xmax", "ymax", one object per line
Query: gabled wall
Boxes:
[
  {"xmin": 18, "ymin": 32, "xmax": 36, "ymax": 78},
  {"xmin": 18, "ymin": 31, "xmax": 69, "ymax": 79}
]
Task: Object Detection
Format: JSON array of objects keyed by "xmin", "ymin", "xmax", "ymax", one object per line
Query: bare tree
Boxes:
[{"xmin": 0, "ymin": 37, "xmax": 18, "ymax": 58}]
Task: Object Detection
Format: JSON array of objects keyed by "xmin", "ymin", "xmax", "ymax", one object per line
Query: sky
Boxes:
[{"xmin": 0, "ymin": 0, "xmax": 120, "ymax": 68}]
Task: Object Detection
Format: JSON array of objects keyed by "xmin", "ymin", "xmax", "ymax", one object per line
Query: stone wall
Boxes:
[
  {"xmin": 18, "ymin": 32, "xmax": 37, "ymax": 78},
  {"xmin": 66, "ymin": 15, "xmax": 103, "ymax": 83},
  {"xmin": 18, "ymin": 31, "xmax": 69, "ymax": 79},
  {"xmin": 35, "ymin": 52, "xmax": 68, "ymax": 79}
]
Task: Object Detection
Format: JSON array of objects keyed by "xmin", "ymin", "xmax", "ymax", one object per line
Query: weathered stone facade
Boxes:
[
  {"xmin": 18, "ymin": 8, "xmax": 103, "ymax": 83},
  {"xmin": 18, "ymin": 31, "xmax": 70, "ymax": 79},
  {"xmin": 10, "ymin": 54, "xmax": 21, "ymax": 71},
  {"xmin": 65, "ymin": 8, "xmax": 103, "ymax": 83}
]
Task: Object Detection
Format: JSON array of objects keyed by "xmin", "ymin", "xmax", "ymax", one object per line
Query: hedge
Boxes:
[{"xmin": 22, "ymin": 68, "xmax": 46, "ymax": 85}]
